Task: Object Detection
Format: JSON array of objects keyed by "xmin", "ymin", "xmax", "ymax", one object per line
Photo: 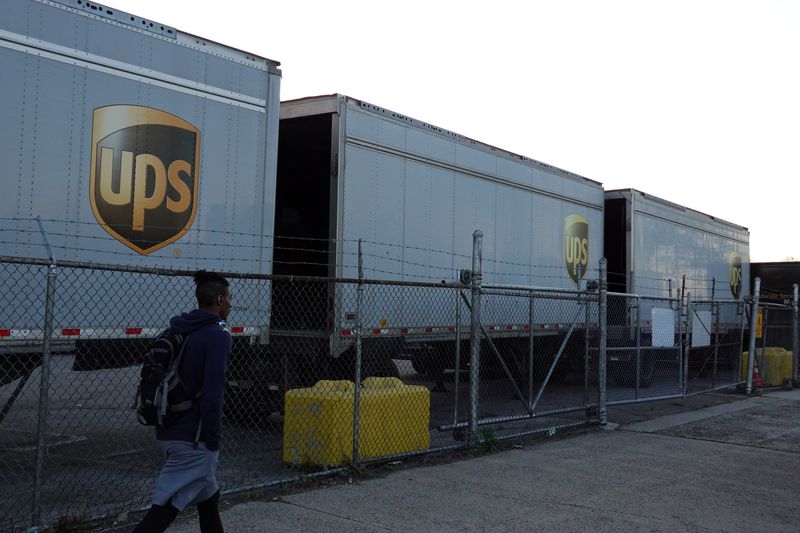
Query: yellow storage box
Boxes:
[
  {"xmin": 359, "ymin": 377, "xmax": 430, "ymax": 459},
  {"xmin": 283, "ymin": 380, "xmax": 355, "ymax": 466},
  {"xmin": 741, "ymin": 348, "xmax": 793, "ymax": 386},
  {"xmin": 283, "ymin": 378, "xmax": 430, "ymax": 466}
]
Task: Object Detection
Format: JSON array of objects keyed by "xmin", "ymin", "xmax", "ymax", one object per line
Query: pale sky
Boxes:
[{"xmin": 110, "ymin": 0, "xmax": 800, "ymax": 262}]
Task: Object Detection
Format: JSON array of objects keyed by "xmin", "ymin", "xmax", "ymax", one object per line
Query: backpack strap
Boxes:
[
  {"xmin": 170, "ymin": 331, "xmax": 205, "ymax": 447},
  {"xmin": 160, "ymin": 332, "xmax": 189, "ymax": 419}
]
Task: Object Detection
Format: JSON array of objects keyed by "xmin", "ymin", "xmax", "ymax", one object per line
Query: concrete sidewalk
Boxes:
[{"xmin": 162, "ymin": 390, "xmax": 800, "ymax": 532}]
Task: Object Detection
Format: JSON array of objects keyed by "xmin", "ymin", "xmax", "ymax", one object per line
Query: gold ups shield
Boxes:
[
  {"xmin": 729, "ymin": 252, "xmax": 743, "ymax": 299},
  {"xmin": 89, "ymin": 105, "xmax": 200, "ymax": 255},
  {"xmin": 564, "ymin": 214, "xmax": 589, "ymax": 286}
]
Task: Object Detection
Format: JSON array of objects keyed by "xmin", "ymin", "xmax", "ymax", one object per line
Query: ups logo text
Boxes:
[
  {"xmin": 89, "ymin": 105, "xmax": 200, "ymax": 255},
  {"xmin": 729, "ymin": 253, "xmax": 743, "ymax": 299},
  {"xmin": 564, "ymin": 214, "xmax": 589, "ymax": 286}
]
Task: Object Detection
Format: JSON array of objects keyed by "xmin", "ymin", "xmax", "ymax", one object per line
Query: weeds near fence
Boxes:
[{"xmin": 473, "ymin": 428, "xmax": 498, "ymax": 455}]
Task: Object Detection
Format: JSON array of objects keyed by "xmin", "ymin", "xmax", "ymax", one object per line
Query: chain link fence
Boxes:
[
  {"xmin": 3, "ymin": 248, "xmax": 797, "ymax": 530},
  {"xmin": 0, "ymin": 253, "xmax": 601, "ymax": 530},
  {"xmin": 684, "ymin": 299, "xmax": 746, "ymax": 396},
  {"xmin": 605, "ymin": 293, "xmax": 684, "ymax": 404}
]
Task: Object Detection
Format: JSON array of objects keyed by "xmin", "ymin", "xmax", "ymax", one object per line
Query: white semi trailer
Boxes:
[
  {"xmin": 604, "ymin": 189, "xmax": 750, "ymax": 300},
  {"xmin": 0, "ymin": 0, "xmax": 281, "ymax": 382},
  {"xmin": 603, "ymin": 189, "xmax": 750, "ymax": 385},
  {"xmin": 272, "ymin": 94, "xmax": 606, "ymax": 383}
]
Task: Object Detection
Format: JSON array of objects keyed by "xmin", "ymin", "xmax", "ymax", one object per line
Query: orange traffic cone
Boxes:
[{"xmin": 752, "ymin": 359, "xmax": 764, "ymax": 388}]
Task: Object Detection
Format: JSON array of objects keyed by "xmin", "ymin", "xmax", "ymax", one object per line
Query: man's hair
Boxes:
[{"xmin": 194, "ymin": 270, "xmax": 230, "ymax": 308}]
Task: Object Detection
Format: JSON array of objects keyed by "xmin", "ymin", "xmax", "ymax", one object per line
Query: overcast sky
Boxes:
[{"xmin": 111, "ymin": 0, "xmax": 800, "ymax": 262}]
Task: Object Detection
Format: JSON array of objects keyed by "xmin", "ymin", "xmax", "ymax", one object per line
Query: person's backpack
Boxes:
[{"xmin": 135, "ymin": 329, "xmax": 198, "ymax": 428}]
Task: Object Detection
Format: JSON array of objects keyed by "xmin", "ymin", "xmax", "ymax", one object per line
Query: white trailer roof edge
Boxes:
[
  {"xmin": 46, "ymin": 0, "xmax": 281, "ymax": 73},
  {"xmin": 605, "ymin": 188, "xmax": 750, "ymax": 234},
  {"xmin": 280, "ymin": 94, "xmax": 604, "ymax": 192}
]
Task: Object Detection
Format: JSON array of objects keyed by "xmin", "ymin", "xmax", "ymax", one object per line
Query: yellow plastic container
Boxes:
[
  {"xmin": 283, "ymin": 378, "xmax": 430, "ymax": 466},
  {"xmin": 741, "ymin": 348, "xmax": 793, "ymax": 386},
  {"xmin": 359, "ymin": 377, "xmax": 430, "ymax": 459},
  {"xmin": 283, "ymin": 380, "xmax": 355, "ymax": 466}
]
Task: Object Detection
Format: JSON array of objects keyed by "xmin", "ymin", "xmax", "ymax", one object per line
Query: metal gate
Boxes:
[{"xmin": 439, "ymin": 231, "xmax": 602, "ymax": 443}]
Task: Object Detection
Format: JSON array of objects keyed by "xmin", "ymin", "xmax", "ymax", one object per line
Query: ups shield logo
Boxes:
[
  {"xmin": 729, "ymin": 252, "xmax": 743, "ymax": 299},
  {"xmin": 90, "ymin": 105, "xmax": 200, "ymax": 255},
  {"xmin": 564, "ymin": 214, "xmax": 589, "ymax": 286}
]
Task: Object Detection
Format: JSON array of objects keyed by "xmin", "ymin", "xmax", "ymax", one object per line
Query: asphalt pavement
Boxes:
[{"xmin": 134, "ymin": 388, "xmax": 800, "ymax": 533}]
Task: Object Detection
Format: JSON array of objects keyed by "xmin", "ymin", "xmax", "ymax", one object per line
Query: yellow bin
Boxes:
[
  {"xmin": 283, "ymin": 378, "xmax": 430, "ymax": 466},
  {"xmin": 359, "ymin": 377, "xmax": 430, "ymax": 459},
  {"xmin": 742, "ymin": 348, "xmax": 793, "ymax": 386},
  {"xmin": 283, "ymin": 380, "xmax": 355, "ymax": 466}
]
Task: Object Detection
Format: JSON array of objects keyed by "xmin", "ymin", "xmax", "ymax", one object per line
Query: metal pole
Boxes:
[
  {"xmin": 679, "ymin": 276, "xmax": 686, "ymax": 397},
  {"xmin": 584, "ymin": 284, "xmax": 590, "ymax": 410},
  {"xmin": 792, "ymin": 284, "xmax": 798, "ymax": 384},
  {"xmin": 711, "ymin": 302, "xmax": 722, "ymax": 388},
  {"xmin": 528, "ymin": 291, "xmax": 535, "ymax": 407},
  {"xmin": 352, "ymin": 240, "xmax": 364, "ymax": 465},
  {"xmin": 712, "ymin": 293, "xmax": 720, "ymax": 389},
  {"xmin": 738, "ymin": 302, "xmax": 747, "ymax": 386},
  {"xmin": 35, "ymin": 216, "xmax": 56, "ymax": 264},
  {"xmin": 746, "ymin": 277, "xmax": 761, "ymax": 395},
  {"xmin": 31, "ymin": 263, "xmax": 57, "ymax": 529},
  {"xmin": 468, "ymin": 230, "xmax": 483, "ymax": 444},
  {"xmin": 452, "ymin": 288, "xmax": 462, "ymax": 427},
  {"xmin": 634, "ymin": 298, "xmax": 641, "ymax": 399},
  {"xmin": 598, "ymin": 258, "xmax": 608, "ymax": 425},
  {"xmin": 683, "ymin": 293, "xmax": 692, "ymax": 399}
]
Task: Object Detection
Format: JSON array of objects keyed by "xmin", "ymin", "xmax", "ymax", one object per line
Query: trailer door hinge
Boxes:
[{"xmin": 331, "ymin": 153, "xmax": 338, "ymax": 178}]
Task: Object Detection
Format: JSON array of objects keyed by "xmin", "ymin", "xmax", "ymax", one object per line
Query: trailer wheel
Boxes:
[
  {"xmin": 411, "ymin": 343, "xmax": 456, "ymax": 382},
  {"xmin": 329, "ymin": 347, "xmax": 400, "ymax": 381},
  {"xmin": 223, "ymin": 384, "xmax": 280, "ymax": 426}
]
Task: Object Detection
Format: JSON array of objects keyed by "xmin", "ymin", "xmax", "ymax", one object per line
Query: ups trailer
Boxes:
[
  {"xmin": 0, "ymin": 0, "xmax": 281, "ymax": 381},
  {"xmin": 266, "ymin": 94, "xmax": 605, "ymax": 393},
  {"xmin": 603, "ymin": 189, "xmax": 750, "ymax": 385}
]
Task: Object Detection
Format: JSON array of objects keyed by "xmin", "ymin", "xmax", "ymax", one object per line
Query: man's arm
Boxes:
[{"xmin": 198, "ymin": 328, "xmax": 232, "ymax": 451}]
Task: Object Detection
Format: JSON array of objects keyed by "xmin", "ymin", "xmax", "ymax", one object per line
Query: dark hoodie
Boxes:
[{"xmin": 156, "ymin": 309, "xmax": 232, "ymax": 451}]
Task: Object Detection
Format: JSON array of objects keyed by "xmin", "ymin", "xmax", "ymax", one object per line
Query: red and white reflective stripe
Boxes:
[
  {"xmin": 338, "ymin": 323, "xmax": 602, "ymax": 337},
  {"xmin": 0, "ymin": 325, "xmax": 259, "ymax": 340}
]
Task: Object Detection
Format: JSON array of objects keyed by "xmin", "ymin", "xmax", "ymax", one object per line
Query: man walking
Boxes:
[{"xmin": 134, "ymin": 271, "xmax": 233, "ymax": 532}]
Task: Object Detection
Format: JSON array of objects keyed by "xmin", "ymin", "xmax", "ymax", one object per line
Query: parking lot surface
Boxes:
[{"xmin": 151, "ymin": 389, "xmax": 800, "ymax": 532}]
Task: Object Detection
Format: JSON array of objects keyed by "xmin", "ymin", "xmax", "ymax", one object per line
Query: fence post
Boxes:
[
  {"xmin": 737, "ymin": 300, "xmax": 747, "ymax": 387},
  {"xmin": 682, "ymin": 292, "xmax": 691, "ymax": 398},
  {"xmin": 352, "ymin": 240, "xmax": 364, "ymax": 465},
  {"xmin": 746, "ymin": 277, "xmax": 761, "ymax": 395},
  {"xmin": 598, "ymin": 258, "xmax": 607, "ymax": 426},
  {"xmin": 452, "ymin": 288, "xmax": 462, "ymax": 426},
  {"xmin": 468, "ymin": 230, "xmax": 483, "ymax": 444},
  {"xmin": 31, "ymin": 263, "xmax": 57, "ymax": 529},
  {"xmin": 711, "ymin": 278, "xmax": 719, "ymax": 388},
  {"xmin": 634, "ymin": 298, "xmax": 641, "ymax": 399},
  {"xmin": 793, "ymin": 284, "xmax": 798, "ymax": 384},
  {"xmin": 528, "ymin": 291, "xmax": 535, "ymax": 407},
  {"xmin": 584, "ymin": 282, "xmax": 590, "ymax": 410}
]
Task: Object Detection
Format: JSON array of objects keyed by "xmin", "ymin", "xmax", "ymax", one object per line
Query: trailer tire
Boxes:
[{"xmin": 329, "ymin": 347, "xmax": 400, "ymax": 381}]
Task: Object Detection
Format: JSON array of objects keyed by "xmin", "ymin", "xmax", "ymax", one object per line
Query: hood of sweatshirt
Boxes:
[{"xmin": 169, "ymin": 309, "xmax": 223, "ymax": 334}]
